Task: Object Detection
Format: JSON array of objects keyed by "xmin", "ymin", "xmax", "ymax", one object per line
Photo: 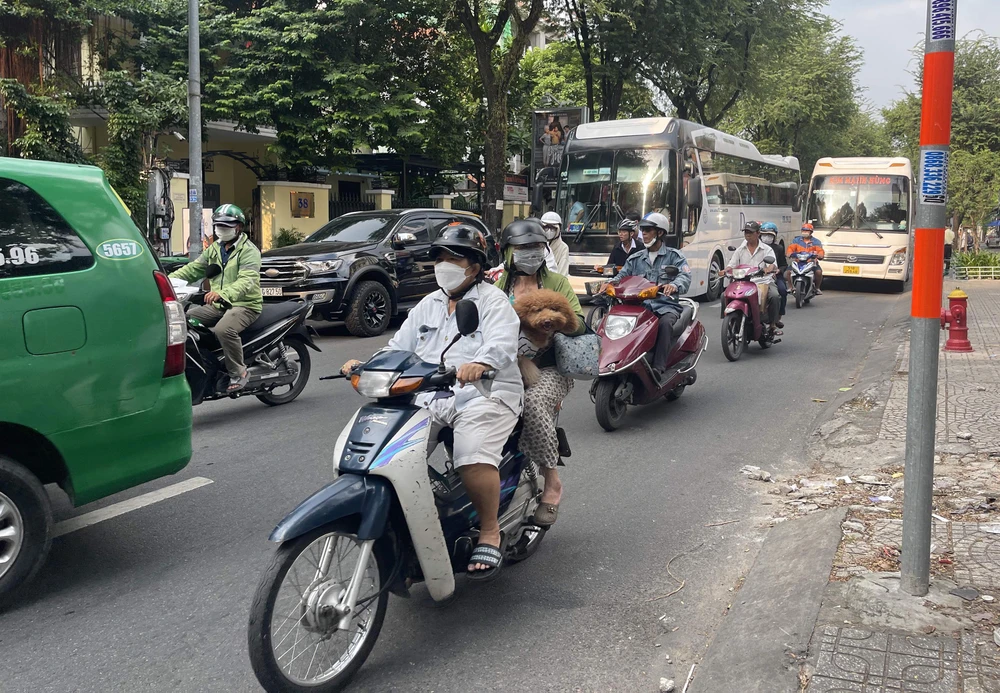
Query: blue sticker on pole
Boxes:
[
  {"xmin": 189, "ymin": 189, "xmax": 198, "ymax": 204},
  {"xmin": 920, "ymin": 149, "xmax": 949, "ymax": 206},
  {"xmin": 928, "ymin": 0, "xmax": 956, "ymax": 42}
]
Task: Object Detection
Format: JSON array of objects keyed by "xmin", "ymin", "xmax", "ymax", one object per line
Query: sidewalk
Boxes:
[{"xmin": 694, "ymin": 282, "xmax": 1000, "ymax": 692}]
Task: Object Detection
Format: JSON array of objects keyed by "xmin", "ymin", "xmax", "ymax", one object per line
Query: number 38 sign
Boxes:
[{"xmin": 290, "ymin": 191, "xmax": 315, "ymax": 219}]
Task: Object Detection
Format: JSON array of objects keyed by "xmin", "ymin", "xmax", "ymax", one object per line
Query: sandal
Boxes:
[
  {"xmin": 227, "ymin": 371, "xmax": 250, "ymax": 393},
  {"xmin": 533, "ymin": 502, "xmax": 559, "ymax": 527},
  {"xmin": 467, "ymin": 534, "xmax": 507, "ymax": 583}
]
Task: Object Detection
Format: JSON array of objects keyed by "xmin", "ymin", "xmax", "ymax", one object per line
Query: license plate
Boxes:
[
  {"xmin": 843, "ymin": 265, "xmax": 860, "ymax": 275},
  {"xmin": 262, "ymin": 287, "xmax": 283, "ymax": 296}
]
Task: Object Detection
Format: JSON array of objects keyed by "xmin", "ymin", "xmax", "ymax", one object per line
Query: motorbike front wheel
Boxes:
[
  {"xmin": 721, "ymin": 313, "xmax": 745, "ymax": 362},
  {"xmin": 257, "ymin": 339, "xmax": 312, "ymax": 407},
  {"xmin": 248, "ymin": 521, "xmax": 390, "ymax": 693},
  {"xmin": 594, "ymin": 378, "xmax": 628, "ymax": 431}
]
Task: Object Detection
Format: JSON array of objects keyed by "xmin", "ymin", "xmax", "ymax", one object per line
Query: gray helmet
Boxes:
[
  {"xmin": 500, "ymin": 219, "xmax": 547, "ymax": 250},
  {"xmin": 430, "ymin": 223, "xmax": 489, "ymax": 266}
]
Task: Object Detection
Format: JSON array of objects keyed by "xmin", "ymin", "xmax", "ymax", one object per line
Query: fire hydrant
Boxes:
[{"xmin": 941, "ymin": 289, "xmax": 973, "ymax": 352}]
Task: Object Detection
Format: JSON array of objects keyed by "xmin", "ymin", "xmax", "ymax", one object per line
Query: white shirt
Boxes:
[
  {"xmin": 549, "ymin": 237, "xmax": 570, "ymax": 275},
  {"xmin": 727, "ymin": 240, "xmax": 777, "ymax": 285},
  {"xmin": 385, "ymin": 282, "xmax": 523, "ymax": 415}
]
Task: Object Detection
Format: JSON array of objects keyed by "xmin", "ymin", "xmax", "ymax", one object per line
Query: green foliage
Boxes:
[
  {"xmin": 948, "ymin": 148, "xmax": 1000, "ymax": 230},
  {"xmin": 0, "ymin": 79, "xmax": 87, "ymax": 162},
  {"xmin": 272, "ymin": 227, "xmax": 302, "ymax": 248},
  {"xmin": 953, "ymin": 250, "xmax": 1000, "ymax": 268}
]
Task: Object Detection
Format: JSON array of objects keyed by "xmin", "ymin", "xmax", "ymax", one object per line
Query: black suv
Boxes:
[{"xmin": 259, "ymin": 209, "xmax": 499, "ymax": 336}]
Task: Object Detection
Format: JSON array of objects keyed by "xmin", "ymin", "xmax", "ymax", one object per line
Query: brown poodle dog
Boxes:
[{"xmin": 513, "ymin": 289, "xmax": 579, "ymax": 387}]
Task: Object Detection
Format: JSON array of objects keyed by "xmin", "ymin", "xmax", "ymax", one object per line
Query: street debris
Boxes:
[
  {"xmin": 983, "ymin": 595, "xmax": 995, "ymax": 602},
  {"xmin": 812, "ymin": 398, "xmax": 828, "ymax": 403},
  {"xmin": 681, "ymin": 664, "xmax": 696, "ymax": 693},
  {"xmin": 956, "ymin": 431, "xmax": 973, "ymax": 441},
  {"xmin": 842, "ymin": 520, "xmax": 865, "ymax": 533},
  {"xmin": 739, "ymin": 465, "xmax": 772, "ymax": 482},
  {"xmin": 869, "ymin": 496, "xmax": 894, "ymax": 503},
  {"xmin": 705, "ymin": 519, "xmax": 740, "ymax": 527},
  {"xmin": 648, "ymin": 543, "xmax": 704, "ymax": 603},
  {"xmin": 659, "ymin": 678, "xmax": 675, "ymax": 693},
  {"xmin": 950, "ymin": 586, "xmax": 980, "ymax": 601},
  {"xmin": 839, "ymin": 387, "xmax": 853, "ymax": 392}
]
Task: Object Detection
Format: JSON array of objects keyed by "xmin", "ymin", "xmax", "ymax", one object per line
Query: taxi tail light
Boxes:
[{"xmin": 153, "ymin": 270, "xmax": 187, "ymax": 377}]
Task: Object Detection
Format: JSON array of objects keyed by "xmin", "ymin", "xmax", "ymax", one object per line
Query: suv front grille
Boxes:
[
  {"xmin": 825, "ymin": 253, "xmax": 885, "ymax": 265},
  {"xmin": 260, "ymin": 260, "xmax": 308, "ymax": 283}
]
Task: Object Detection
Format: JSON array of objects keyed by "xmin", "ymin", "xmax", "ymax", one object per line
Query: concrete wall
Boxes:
[{"xmin": 258, "ymin": 181, "xmax": 332, "ymax": 251}]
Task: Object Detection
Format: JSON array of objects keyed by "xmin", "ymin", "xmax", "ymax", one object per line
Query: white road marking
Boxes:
[{"xmin": 53, "ymin": 477, "xmax": 214, "ymax": 538}]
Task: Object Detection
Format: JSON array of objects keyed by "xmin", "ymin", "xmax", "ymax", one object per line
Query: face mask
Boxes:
[
  {"xmin": 216, "ymin": 226, "xmax": 238, "ymax": 242},
  {"xmin": 543, "ymin": 225, "xmax": 560, "ymax": 241},
  {"xmin": 513, "ymin": 248, "xmax": 545, "ymax": 274},
  {"xmin": 434, "ymin": 262, "xmax": 471, "ymax": 294}
]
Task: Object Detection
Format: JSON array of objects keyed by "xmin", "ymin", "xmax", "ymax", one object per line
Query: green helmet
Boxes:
[{"xmin": 212, "ymin": 204, "xmax": 246, "ymax": 227}]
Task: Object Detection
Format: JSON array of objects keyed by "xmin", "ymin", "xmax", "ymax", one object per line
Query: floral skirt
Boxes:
[{"xmin": 519, "ymin": 367, "xmax": 573, "ymax": 469}]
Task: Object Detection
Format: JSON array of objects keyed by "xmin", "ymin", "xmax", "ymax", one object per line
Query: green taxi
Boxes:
[{"xmin": 0, "ymin": 159, "xmax": 193, "ymax": 601}]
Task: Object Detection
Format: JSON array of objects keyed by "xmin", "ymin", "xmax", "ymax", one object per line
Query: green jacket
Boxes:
[
  {"xmin": 169, "ymin": 234, "xmax": 263, "ymax": 312},
  {"xmin": 496, "ymin": 252, "xmax": 586, "ymax": 337}
]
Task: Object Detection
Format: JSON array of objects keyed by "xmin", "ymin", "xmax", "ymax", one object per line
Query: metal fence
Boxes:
[
  {"xmin": 329, "ymin": 199, "xmax": 375, "ymax": 218},
  {"xmin": 392, "ymin": 196, "xmax": 433, "ymax": 209},
  {"xmin": 953, "ymin": 266, "xmax": 1000, "ymax": 280},
  {"xmin": 452, "ymin": 196, "xmax": 482, "ymax": 215}
]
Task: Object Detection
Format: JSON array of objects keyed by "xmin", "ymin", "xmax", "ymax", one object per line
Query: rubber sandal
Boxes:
[
  {"xmin": 776, "ymin": 320, "xmax": 784, "ymax": 328},
  {"xmin": 533, "ymin": 502, "xmax": 559, "ymax": 527},
  {"xmin": 773, "ymin": 329, "xmax": 783, "ymax": 336},
  {"xmin": 227, "ymin": 371, "xmax": 250, "ymax": 393},
  {"xmin": 467, "ymin": 534, "xmax": 507, "ymax": 583}
]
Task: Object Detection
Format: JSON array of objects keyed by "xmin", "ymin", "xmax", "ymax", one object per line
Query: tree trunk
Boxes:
[{"xmin": 482, "ymin": 87, "xmax": 508, "ymax": 233}]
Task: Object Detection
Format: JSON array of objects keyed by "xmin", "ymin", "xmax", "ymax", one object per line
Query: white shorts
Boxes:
[{"xmin": 427, "ymin": 396, "xmax": 519, "ymax": 469}]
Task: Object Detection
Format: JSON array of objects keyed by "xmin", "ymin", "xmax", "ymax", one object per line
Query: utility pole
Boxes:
[
  {"xmin": 187, "ymin": 0, "xmax": 203, "ymax": 259},
  {"xmin": 901, "ymin": 0, "xmax": 958, "ymax": 597}
]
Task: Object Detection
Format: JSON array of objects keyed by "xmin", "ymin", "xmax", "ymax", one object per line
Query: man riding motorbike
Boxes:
[
  {"xmin": 786, "ymin": 223, "xmax": 825, "ymax": 295},
  {"xmin": 607, "ymin": 218, "xmax": 646, "ymax": 267},
  {"xmin": 340, "ymin": 225, "xmax": 522, "ymax": 581},
  {"xmin": 541, "ymin": 211, "xmax": 570, "ymax": 275},
  {"xmin": 721, "ymin": 221, "xmax": 781, "ymax": 336},
  {"xmin": 169, "ymin": 204, "xmax": 262, "ymax": 392},
  {"xmin": 601, "ymin": 212, "xmax": 692, "ymax": 378},
  {"xmin": 760, "ymin": 222, "xmax": 787, "ymax": 328}
]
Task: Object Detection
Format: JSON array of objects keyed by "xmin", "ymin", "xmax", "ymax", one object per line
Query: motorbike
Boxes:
[
  {"xmin": 584, "ymin": 264, "xmax": 622, "ymax": 331},
  {"xmin": 247, "ymin": 300, "xmax": 557, "ymax": 692},
  {"xmin": 171, "ymin": 265, "xmax": 320, "ymax": 406},
  {"xmin": 789, "ymin": 251, "xmax": 819, "ymax": 308},
  {"xmin": 720, "ymin": 265, "xmax": 780, "ymax": 362},
  {"xmin": 590, "ymin": 272, "xmax": 707, "ymax": 431}
]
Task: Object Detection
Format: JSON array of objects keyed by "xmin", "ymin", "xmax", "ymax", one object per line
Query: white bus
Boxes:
[
  {"xmin": 537, "ymin": 117, "xmax": 801, "ymax": 301},
  {"xmin": 804, "ymin": 157, "xmax": 913, "ymax": 289}
]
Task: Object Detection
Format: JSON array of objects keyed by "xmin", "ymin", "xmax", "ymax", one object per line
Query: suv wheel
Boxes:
[
  {"xmin": 345, "ymin": 281, "xmax": 392, "ymax": 337},
  {"xmin": 0, "ymin": 456, "xmax": 53, "ymax": 606}
]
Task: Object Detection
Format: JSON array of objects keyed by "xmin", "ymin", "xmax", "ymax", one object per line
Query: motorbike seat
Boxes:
[
  {"xmin": 672, "ymin": 305, "xmax": 694, "ymax": 337},
  {"xmin": 240, "ymin": 301, "xmax": 306, "ymax": 343}
]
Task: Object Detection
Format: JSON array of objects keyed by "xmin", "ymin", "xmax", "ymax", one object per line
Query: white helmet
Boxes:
[
  {"xmin": 638, "ymin": 212, "xmax": 671, "ymax": 234},
  {"xmin": 540, "ymin": 211, "xmax": 562, "ymax": 240}
]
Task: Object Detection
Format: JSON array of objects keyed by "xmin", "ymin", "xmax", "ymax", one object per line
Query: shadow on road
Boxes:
[{"xmin": 822, "ymin": 277, "xmax": 909, "ymax": 295}]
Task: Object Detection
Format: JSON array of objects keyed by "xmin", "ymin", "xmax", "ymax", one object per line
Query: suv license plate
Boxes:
[
  {"xmin": 262, "ymin": 287, "xmax": 283, "ymax": 296},
  {"xmin": 843, "ymin": 265, "xmax": 860, "ymax": 275}
]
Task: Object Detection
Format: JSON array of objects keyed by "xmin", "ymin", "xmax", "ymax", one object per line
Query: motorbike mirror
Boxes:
[
  {"xmin": 660, "ymin": 266, "xmax": 680, "ymax": 280},
  {"xmin": 727, "ymin": 245, "xmax": 737, "ymax": 252},
  {"xmin": 455, "ymin": 299, "xmax": 480, "ymax": 336},
  {"xmin": 205, "ymin": 264, "xmax": 223, "ymax": 279}
]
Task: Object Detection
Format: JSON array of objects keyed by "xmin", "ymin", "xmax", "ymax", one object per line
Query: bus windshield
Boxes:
[
  {"xmin": 807, "ymin": 175, "xmax": 910, "ymax": 232},
  {"xmin": 557, "ymin": 149, "xmax": 675, "ymax": 235}
]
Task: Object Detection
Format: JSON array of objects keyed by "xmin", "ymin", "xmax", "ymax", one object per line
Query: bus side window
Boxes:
[{"xmin": 726, "ymin": 183, "xmax": 742, "ymax": 206}]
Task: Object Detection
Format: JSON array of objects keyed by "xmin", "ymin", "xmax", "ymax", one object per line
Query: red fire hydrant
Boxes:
[{"xmin": 941, "ymin": 288, "xmax": 973, "ymax": 352}]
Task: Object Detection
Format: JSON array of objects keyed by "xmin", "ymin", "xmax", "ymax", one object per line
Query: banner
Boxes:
[{"xmin": 531, "ymin": 107, "xmax": 589, "ymax": 184}]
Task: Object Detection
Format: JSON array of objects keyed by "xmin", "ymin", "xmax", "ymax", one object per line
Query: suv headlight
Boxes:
[
  {"xmin": 889, "ymin": 249, "xmax": 906, "ymax": 266},
  {"xmin": 604, "ymin": 315, "xmax": 637, "ymax": 340},
  {"xmin": 304, "ymin": 259, "xmax": 343, "ymax": 275}
]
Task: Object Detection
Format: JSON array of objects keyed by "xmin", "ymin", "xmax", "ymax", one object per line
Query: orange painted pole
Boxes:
[{"xmin": 901, "ymin": 0, "xmax": 957, "ymax": 597}]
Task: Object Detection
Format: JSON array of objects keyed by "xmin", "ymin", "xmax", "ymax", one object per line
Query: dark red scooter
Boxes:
[
  {"xmin": 720, "ymin": 264, "xmax": 780, "ymax": 362},
  {"xmin": 590, "ymin": 274, "xmax": 707, "ymax": 431}
]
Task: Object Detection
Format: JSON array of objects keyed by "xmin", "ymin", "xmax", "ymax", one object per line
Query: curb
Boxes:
[{"xmin": 689, "ymin": 508, "xmax": 847, "ymax": 693}]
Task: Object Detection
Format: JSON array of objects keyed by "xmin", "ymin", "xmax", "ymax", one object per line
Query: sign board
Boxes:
[
  {"xmin": 531, "ymin": 107, "xmax": 589, "ymax": 187},
  {"xmin": 503, "ymin": 174, "xmax": 529, "ymax": 202},
  {"xmin": 290, "ymin": 191, "xmax": 316, "ymax": 218}
]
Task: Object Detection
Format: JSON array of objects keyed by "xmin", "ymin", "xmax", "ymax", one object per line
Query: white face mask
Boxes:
[
  {"xmin": 215, "ymin": 226, "xmax": 238, "ymax": 242},
  {"xmin": 543, "ymin": 225, "xmax": 560, "ymax": 241},
  {"xmin": 434, "ymin": 262, "xmax": 471, "ymax": 294}
]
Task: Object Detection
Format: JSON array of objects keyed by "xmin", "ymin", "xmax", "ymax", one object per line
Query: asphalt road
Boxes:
[{"xmin": 0, "ymin": 280, "xmax": 903, "ymax": 693}]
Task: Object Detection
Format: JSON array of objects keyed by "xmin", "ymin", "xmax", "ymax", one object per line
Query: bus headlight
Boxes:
[
  {"xmin": 604, "ymin": 315, "xmax": 637, "ymax": 340},
  {"xmin": 889, "ymin": 249, "xmax": 907, "ymax": 266}
]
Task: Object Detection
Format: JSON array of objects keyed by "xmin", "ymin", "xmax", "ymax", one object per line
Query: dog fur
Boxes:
[{"xmin": 513, "ymin": 289, "xmax": 579, "ymax": 387}]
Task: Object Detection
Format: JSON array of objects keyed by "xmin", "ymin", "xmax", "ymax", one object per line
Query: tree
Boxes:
[
  {"xmin": 453, "ymin": 0, "xmax": 545, "ymax": 231},
  {"xmin": 947, "ymin": 149, "xmax": 1000, "ymax": 232},
  {"xmin": 0, "ymin": 80, "xmax": 87, "ymax": 162},
  {"xmin": 638, "ymin": 0, "xmax": 821, "ymax": 127}
]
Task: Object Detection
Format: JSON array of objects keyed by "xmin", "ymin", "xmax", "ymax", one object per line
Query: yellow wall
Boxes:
[
  {"xmin": 258, "ymin": 182, "xmax": 332, "ymax": 251},
  {"xmin": 169, "ymin": 176, "xmax": 189, "ymax": 254}
]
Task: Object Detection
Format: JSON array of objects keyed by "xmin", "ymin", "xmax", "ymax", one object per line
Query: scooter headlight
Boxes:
[
  {"xmin": 352, "ymin": 370, "xmax": 398, "ymax": 398},
  {"xmin": 732, "ymin": 268, "xmax": 748, "ymax": 280},
  {"xmin": 604, "ymin": 315, "xmax": 638, "ymax": 340}
]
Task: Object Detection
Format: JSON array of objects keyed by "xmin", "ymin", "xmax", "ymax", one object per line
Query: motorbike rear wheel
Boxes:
[
  {"xmin": 257, "ymin": 339, "xmax": 311, "ymax": 406},
  {"xmin": 594, "ymin": 378, "xmax": 627, "ymax": 431},
  {"xmin": 248, "ymin": 521, "xmax": 390, "ymax": 693},
  {"xmin": 721, "ymin": 313, "xmax": 745, "ymax": 362}
]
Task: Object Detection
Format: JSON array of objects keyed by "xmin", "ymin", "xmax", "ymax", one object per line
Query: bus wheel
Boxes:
[{"xmin": 706, "ymin": 253, "xmax": 724, "ymax": 301}]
